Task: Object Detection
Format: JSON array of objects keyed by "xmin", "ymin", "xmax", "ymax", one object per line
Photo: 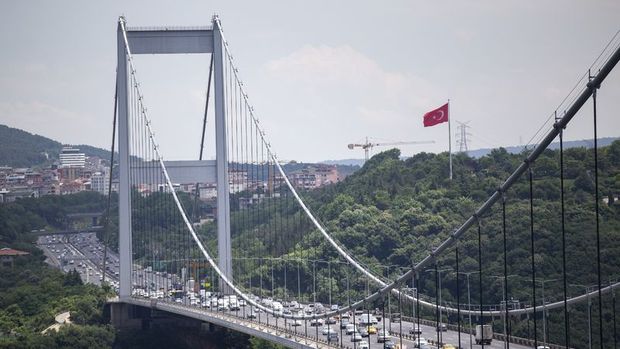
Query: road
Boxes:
[
  {"xmin": 37, "ymin": 233, "xmax": 531, "ymax": 348},
  {"xmin": 37, "ymin": 232, "xmax": 120, "ymax": 289}
]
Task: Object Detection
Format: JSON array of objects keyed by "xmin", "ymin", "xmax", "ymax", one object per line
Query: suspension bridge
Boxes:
[{"xmin": 106, "ymin": 16, "xmax": 620, "ymax": 349}]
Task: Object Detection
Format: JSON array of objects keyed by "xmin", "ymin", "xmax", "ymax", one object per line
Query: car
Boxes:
[
  {"xmin": 359, "ymin": 327, "xmax": 369, "ymax": 337},
  {"xmin": 291, "ymin": 319, "xmax": 302, "ymax": 327},
  {"xmin": 345, "ymin": 323, "xmax": 356, "ymax": 334},
  {"xmin": 409, "ymin": 324, "xmax": 422, "ymax": 335},
  {"xmin": 321, "ymin": 326, "xmax": 333, "ymax": 335},
  {"xmin": 442, "ymin": 344, "xmax": 457, "ymax": 349},
  {"xmin": 330, "ymin": 304, "xmax": 339, "ymax": 311},
  {"xmin": 366, "ymin": 325, "xmax": 377, "ymax": 334},
  {"xmin": 326, "ymin": 331, "xmax": 339, "ymax": 343},
  {"xmin": 358, "ymin": 340, "xmax": 369, "ymax": 349},
  {"xmin": 340, "ymin": 319, "xmax": 350, "ymax": 329},
  {"xmin": 436, "ymin": 323, "xmax": 448, "ymax": 331},
  {"xmin": 310, "ymin": 318, "xmax": 323, "ymax": 327},
  {"xmin": 377, "ymin": 330, "xmax": 391, "ymax": 343},
  {"xmin": 246, "ymin": 311, "xmax": 257, "ymax": 319},
  {"xmin": 413, "ymin": 337, "xmax": 429, "ymax": 348},
  {"xmin": 350, "ymin": 332, "xmax": 363, "ymax": 342},
  {"xmin": 325, "ymin": 317, "xmax": 337, "ymax": 324},
  {"xmin": 384, "ymin": 340, "xmax": 396, "ymax": 349}
]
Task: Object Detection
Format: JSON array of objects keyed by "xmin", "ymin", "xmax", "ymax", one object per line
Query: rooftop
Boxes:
[{"xmin": 0, "ymin": 247, "xmax": 30, "ymax": 256}]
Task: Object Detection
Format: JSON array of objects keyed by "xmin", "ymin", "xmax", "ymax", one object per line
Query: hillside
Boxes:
[
  {"xmin": 320, "ymin": 137, "xmax": 620, "ymax": 166},
  {"xmin": 211, "ymin": 141, "xmax": 619, "ymax": 347},
  {"xmin": 0, "ymin": 124, "xmax": 112, "ymax": 168}
]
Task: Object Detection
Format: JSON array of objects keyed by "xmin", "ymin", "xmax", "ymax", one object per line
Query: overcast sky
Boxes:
[{"xmin": 1, "ymin": 1, "xmax": 619, "ymax": 162}]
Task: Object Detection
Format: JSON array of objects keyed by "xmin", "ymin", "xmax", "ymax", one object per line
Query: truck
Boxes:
[{"xmin": 475, "ymin": 324, "xmax": 493, "ymax": 345}]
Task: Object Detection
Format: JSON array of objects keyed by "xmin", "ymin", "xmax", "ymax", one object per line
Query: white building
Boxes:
[
  {"xmin": 59, "ymin": 147, "xmax": 86, "ymax": 168},
  {"xmin": 90, "ymin": 171, "xmax": 109, "ymax": 195}
]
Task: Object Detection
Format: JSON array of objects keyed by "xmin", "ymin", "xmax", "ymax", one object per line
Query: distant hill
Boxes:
[
  {"xmin": 320, "ymin": 137, "xmax": 620, "ymax": 165},
  {"xmin": 320, "ymin": 158, "xmax": 365, "ymax": 167},
  {"xmin": 465, "ymin": 137, "xmax": 619, "ymax": 158},
  {"xmin": 0, "ymin": 124, "xmax": 111, "ymax": 168}
]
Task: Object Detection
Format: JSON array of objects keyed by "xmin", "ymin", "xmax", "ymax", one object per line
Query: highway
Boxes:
[
  {"xmin": 37, "ymin": 232, "xmax": 120, "ymax": 289},
  {"xmin": 37, "ymin": 233, "xmax": 532, "ymax": 348},
  {"xmin": 211, "ymin": 307, "xmax": 530, "ymax": 349}
]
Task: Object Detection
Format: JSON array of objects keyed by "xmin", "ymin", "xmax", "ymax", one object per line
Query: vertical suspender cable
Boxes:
[
  {"xmin": 192, "ymin": 54, "xmax": 213, "ymax": 225},
  {"xmin": 502, "ymin": 193, "xmax": 510, "ymax": 348},
  {"xmin": 399, "ymin": 285, "xmax": 403, "ymax": 347},
  {"xmin": 613, "ymin": 283, "xmax": 617, "ymax": 349},
  {"xmin": 382, "ymin": 296, "xmax": 386, "ymax": 348},
  {"xmin": 529, "ymin": 167, "xmax": 538, "ymax": 347},
  {"xmin": 416, "ymin": 272, "xmax": 420, "ymax": 349},
  {"xmin": 591, "ymin": 78, "xmax": 604, "ymax": 348},
  {"xmin": 102, "ymin": 74, "xmax": 118, "ymax": 286},
  {"xmin": 478, "ymin": 221, "xmax": 484, "ymax": 349},
  {"xmin": 558, "ymin": 115, "xmax": 570, "ymax": 348},
  {"xmin": 456, "ymin": 245, "xmax": 462, "ymax": 348},
  {"xmin": 435, "ymin": 263, "xmax": 440, "ymax": 347}
]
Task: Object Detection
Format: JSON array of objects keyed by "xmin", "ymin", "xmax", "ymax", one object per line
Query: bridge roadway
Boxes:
[
  {"xmin": 122, "ymin": 296, "xmax": 531, "ymax": 349},
  {"xmin": 38, "ymin": 232, "xmax": 536, "ymax": 348}
]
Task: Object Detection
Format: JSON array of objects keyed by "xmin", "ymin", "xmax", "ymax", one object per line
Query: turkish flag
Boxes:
[{"xmin": 423, "ymin": 102, "xmax": 449, "ymax": 127}]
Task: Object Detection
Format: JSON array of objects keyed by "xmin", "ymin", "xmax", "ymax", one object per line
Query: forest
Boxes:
[
  {"xmin": 99, "ymin": 140, "xmax": 620, "ymax": 347},
  {"xmin": 2, "ymin": 140, "xmax": 619, "ymax": 348}
]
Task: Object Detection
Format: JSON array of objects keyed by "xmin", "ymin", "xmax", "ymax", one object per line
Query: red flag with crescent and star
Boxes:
[{"xmin": 423, "ymin": 102, "xmax": 449, "ymax": 127}]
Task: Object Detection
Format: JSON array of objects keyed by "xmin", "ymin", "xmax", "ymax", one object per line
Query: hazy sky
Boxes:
[{"xmin": 1, "ymin": 1, "xmax": 619, "ymax": 162}]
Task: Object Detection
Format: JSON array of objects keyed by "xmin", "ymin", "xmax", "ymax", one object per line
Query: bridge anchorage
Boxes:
[{"xmin": 109, "ymin": 15, "xmax": 620, "ymax": 349}]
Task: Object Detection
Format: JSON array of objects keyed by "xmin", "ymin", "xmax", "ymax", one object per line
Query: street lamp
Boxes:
[
  {"xmin": 453, "ymin": 270, "xmax": 480, "ymax": 349},
  {"xmin": 489, "ymin": 274, "xmax": 519, "ymax": 348},
  {"xmin": 570, "ymin": 283, "xmax": 598, "ymax": 349},
  {"xmin": 425, "ymin": 267, "xmax": 453, "ymax": 344}
]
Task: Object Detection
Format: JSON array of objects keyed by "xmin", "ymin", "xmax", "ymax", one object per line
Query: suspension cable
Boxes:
[{"xmin": 118, "ymin": 16, "xmax": 620, "ymax": 322}]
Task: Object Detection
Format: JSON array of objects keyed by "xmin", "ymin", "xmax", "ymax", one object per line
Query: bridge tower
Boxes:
[{"xmin": 116, "ymin": 17, "xmax": 232, "ymax": 298}]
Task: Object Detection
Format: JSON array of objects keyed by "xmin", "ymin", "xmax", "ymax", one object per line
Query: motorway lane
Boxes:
[
  {"xmin": 157, "ymin": 302, "xmax": 530, "ymax": 349},
  {"xmin": 37, "ymin": 233, "xmax": 120, "ymax": 288},
  {"xmin": 38, "ymin": 234, "xmax": 531, "ymax": 348}
]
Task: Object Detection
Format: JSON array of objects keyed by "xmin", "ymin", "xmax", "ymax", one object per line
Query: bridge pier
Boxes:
[{"xmin": 109, "ymin": 302, "xmax": 142, "ymax": 330}]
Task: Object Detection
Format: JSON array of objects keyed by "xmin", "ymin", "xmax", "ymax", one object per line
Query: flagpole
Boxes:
[{"xmin": 448, "ymin": 99, "xmax": 452, "ymax": 180}]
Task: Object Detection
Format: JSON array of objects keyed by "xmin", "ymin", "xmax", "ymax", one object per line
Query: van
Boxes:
[{"xmin": 475, "ymin": 325, "xmax": 493, "ymax": 345}]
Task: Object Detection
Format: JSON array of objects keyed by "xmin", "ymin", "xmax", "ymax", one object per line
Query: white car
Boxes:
[
  {"xmin": 377, "ymin": 330, "xmax": 391, "ymax": 343},
  {"xmin": 310, "ymin": 318, "xmax": 323, "ymax": 327},
  {"xmin": 358, "ymin": 340, "xmax": 370, "ymax": 349},
  {"xmin": 351, "ymin": 332, "xmax": 363, "ymax": 342},
  {"xmin": 409, "ymin": 324, "xmax": 422, "ymax": 334},
  {"xmin": 345, "ymin": 323, "xmax": 356, "ymax": 334},
  {"xmin": 321, "ymin": 326, "xmax": 334, "ymax": 335},
  {"xmin": 414, "ymin": 337, "xmax": 429, "ymax": 348}
]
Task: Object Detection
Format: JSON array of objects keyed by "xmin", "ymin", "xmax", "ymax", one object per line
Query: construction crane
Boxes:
[{"xmin": 347, "ymin": 137, "xmax": 435, "ymax": 161}]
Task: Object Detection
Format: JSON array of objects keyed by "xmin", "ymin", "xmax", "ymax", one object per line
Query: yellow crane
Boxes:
[{"xmin": 348, "ymin": 137, "xmax": 435, "ymax": 161}]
